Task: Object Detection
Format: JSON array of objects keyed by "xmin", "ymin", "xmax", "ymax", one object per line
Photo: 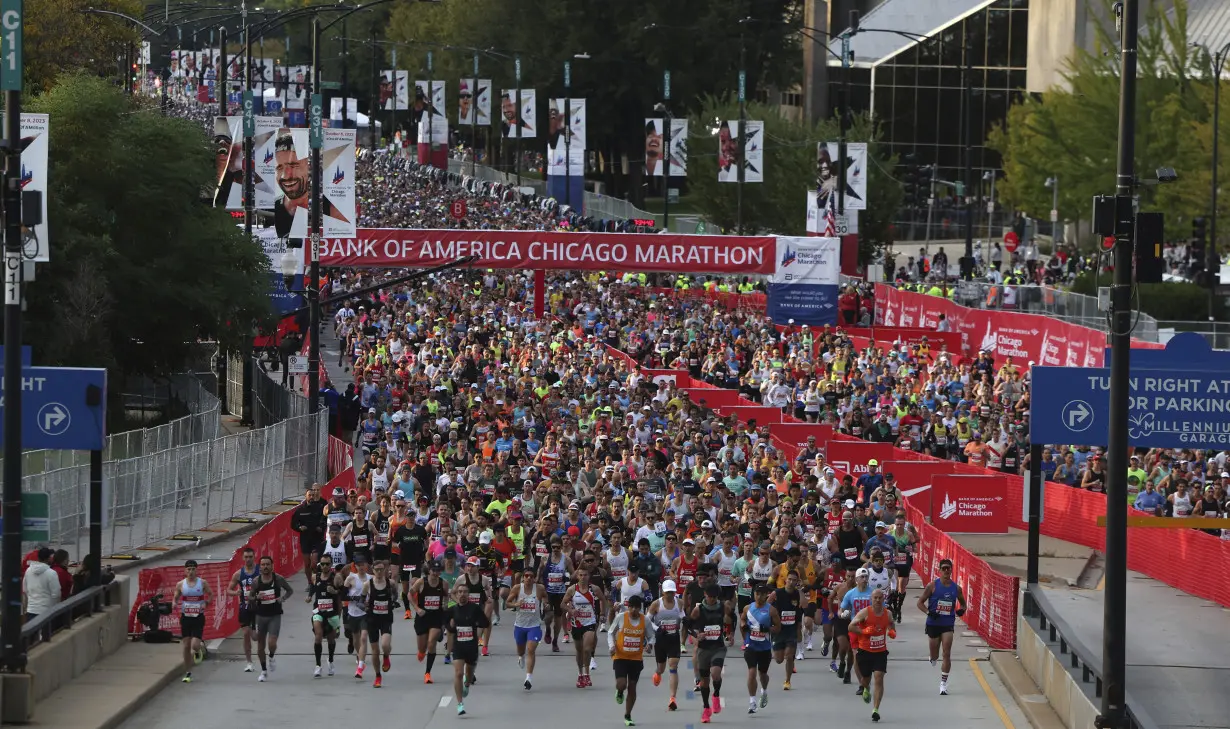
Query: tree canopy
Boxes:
[
  {"xmin": 26, "ymin": 0, "xmax": 143, "ymax": 94},
  {"xmin": 987, "ymin": 0, "xmax": 1228, "ymax": 244},
  {"xmin": 23, "ymin": 74, "xmax": 272, "ymax": 379}
]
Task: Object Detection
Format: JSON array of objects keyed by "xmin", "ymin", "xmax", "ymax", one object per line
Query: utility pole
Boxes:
[
  {"xmin": 340, "ymin": 20, "xmax": 348, "ymax": 129},
  {"xmin": 564, "ymin": 60, "xmax": 571, "ymax": 210},
  {"xmin": 471, "ymin": 52, "xmax": 479, "ymax": 177},
  {"xmin": 662, "ymin": 69, "xmax": 672, "ymax": 232},
  {"xmin": 737, "ymin": 45, "xmax": 746, "ymax": 236},
  {"xmin": 307, "ymin": 16, "xmax": 322, "ymax": 416},
  {"xmin": 427, "ymin": 50, "xmax": 434, "ymax": 168},
  {"xmin": 218, "ymin": 27, "xmax": 227, "ymax": 116},
  {"xmin": 368, "ymin": 28, "xmax": 376, "ymax": 151},
  {"xmin": 961, "ymin": 33, "xmax": 975, "ymax": 279},
  {"xmin": 1, "ymin": 0, "xmax": 26, "ymax": 674},
  {"xmin": 838, "ymin": 10, "xmax": 856, "ymax": 219},
  {"xmin": 1101, "ymin": 1, "xmax": 1137, "ymax": 727},
  {"xmin": 1208, "ymin": 45, "xmax": 1228, "ymax": 321},
  {"xmin": 242, "ymin": 2, "xmax": 254, "ymax": 256},
  {"xmin": 514, "ymin": 54, "xmax": 521, "ymax": 186}
]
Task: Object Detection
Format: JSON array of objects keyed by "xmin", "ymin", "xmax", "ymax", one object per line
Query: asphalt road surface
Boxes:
[{"xmin": 116, "ymin": 581, "xmax": 1026, "ymax": 729}]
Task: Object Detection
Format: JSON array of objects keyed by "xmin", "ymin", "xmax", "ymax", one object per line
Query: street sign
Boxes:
[
  {"xmin": 309, "ymin": 93, "xmax": 323, "ymax": 150},
  {"xmin": 1031, "ymin": 365, "xmax": 1230, "ymax": 448},
  {"xmin": 663, "ymin": 70, "xmax": 671, "ymax": 101},
  {"xmin": 0, "ymin": 492, "xmax": 49, "ymax": 542},
  {"xmin": 450, "ymin": 198, "xmax": 467, "ymax": 220},
  {"xmin": 0, "ymin": 367, "xmax": 106, "ymax": 450},
  {"xmin": 514, "ymin": 55, "xmax": 521, "ymax": 82},
  {"xmin": 1003, "ymin": 230, "xmax": 1020, "ymax": 253},
  {"xmin": 242, "ymin": 91, "xmax": 255, "ymax": 138},
  {"xmin": 286, "ymin": 355, "xmax": 309, "ymax": 374},
  {"xmin": 0, "ymin": 346, "xmax": 32, "ymax": 366},
  {"xmin": 694, "ymin": 221, "xmax": 706, "ymax": 234},
  {"xmin": 564, "ymin": 61, "xmax": 571, "ymax": 89},
  {"xmin": 737, "ymin": 70, "xmax": 745, "ymax": 102},
  {"xmin": 1, "ymin": 0, "xmax": 22, "ymax": 92}
]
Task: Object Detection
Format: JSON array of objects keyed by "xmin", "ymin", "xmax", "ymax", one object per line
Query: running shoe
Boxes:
[
  {"xmin": 747, "ymin": 701, "xmax": 756, "ymax": 715},
  {"xmin": 373, "ymin": 675, "xmax": 383, "ymax": 688},
  {"xmin": 258, "ymin": 671, "xmax": 267, "ymax": 682},
  {"xmin": 829, "ymin": 661, "xmax": 838, "ymax": 673},
  {"xmin": 843, "ymin": 673, "xmax": 852, "ymax": 685},
  {"xmin": 444, "ymin": 653, "xmax": 452, "ymax": 665},
  {"xmin": 482, "ymin": 645, "xmax": 489, "ymax": 657},
  {"xmin": 182, "ymin": 674, "xmax": 192, "ymax": 683},
  {"xmin": 244, "ymin": 663, "xmax": 254, "ymax": 673},
  {"xmin": 347, "ymin": 638, "xmax": 354, "ymax": 654},
  {"xmin": 652, "ymin": 672, "xmax": 661, "ymax": 687},
  {"xmin": 313, "ymin": 666, "xmax": 322, "ymax": 678},
  {"xmin": 457, "ymin": 704, "xmax": 466, "ymax": 716},
  {"xmin": 668, "ymin": 697, "xmax": 677, "ymax": 711},
  {"xmin": 193, "ymin": 647, "xmax": 205, "ymax": 665},
  {"xmin": 940, "ymin": 680, "xmax": 948, "ymax": 696},
  {"xmin": 712, "ymin": 696, "xmax": 722, "ymax": 714},
  {"xmin": 806, "ymin": 635, "xmax": 814, "ymax": 651},
  {"xmin": 872, "ymin": 710, "xmax": 881, "ymax": 722},
  {"xmin": 493, "ymin": 614, "xmax": 500, "ymax": 626},
  {"xmin": 564, "ymin": 634, "xmax": 571, "ymax": 644},
  {"xmin": 783, "ymin": 679, "xmax": 791, "ymax": 690},
  {"xmin": 418, "ymin": 651, "xmax": 426, "ymax": 662},
  {"xmin": 553, "ymin": 643, "xmax": 561, "ymax": 653},
  {"xmin": 760, "ymin": 692, "xmax": 768, "ymax": 708},
  {"xmin": 590, "ymin": 657, "xmax": 598, "ymax": 671},
  {"xmin": 424, "ymin": 673, "xmax": 433, "ymax": 684},
  {"xmin": 577, "ymin": 675, "xmax": 586, "ymax": 689},
  {"xmin": 269, "ymin": 656, "xmax": 277, "ymax": 673},
  {"xmin": 600, "ymin": 622, "xmax": 608, "ymax": 633},
  {"xmin": 583, "ymin": 674, "xmax": 593, "ymax": 687},
  {"xmin": 701, "ymin": 707, "xmax": 712, "ymax": 724},
  {"xmin": 404, "ymin": 609, "xmax": 412, "ymax": 620},
  {"xmin": 355, "ymin": 662, "xmax": 365, "ymax": 679},
  {"xmin": 524, "ymin": 679, "xmax": 532, "ymax": 690},
  {"xmin": 795, "ymin": 648, "xmax": 804, "ymax": 662},
  {"xmin": 327, "ymin": 662, "xmax": 335, "ymax": 676},
  {"xmin": 383, "ymin": 656, "xmax": 391, "ymax": 672},
  {"xmin": 518, "ymin": 655, "xmax": 526, "ymax": 669},
  {"xmin": 624, "ymin": 718, "xmax": 635, "ymax": 727},
  {"xmin": 863, "ymin": 686, "xmax": 871, "ymax": 703},
  {"xmin": 821, "ymin": 642, "xmax": 830, "ymax": 657},
  {"xmin": 616, "ymin": 690, "xmax": 624, "ymax": 705}
]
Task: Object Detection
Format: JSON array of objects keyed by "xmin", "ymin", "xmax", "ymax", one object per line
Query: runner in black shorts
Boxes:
[
  {"xmin": 690, "ymin": 583, "xmax": 730, "ymax": 722},
  {"xmin": 411, "ymin": 562, "xmax": 449, "ymax": 683},
  {"xmin": 447, "ymin": 582, "xmax": 489, "ymax": 716}
]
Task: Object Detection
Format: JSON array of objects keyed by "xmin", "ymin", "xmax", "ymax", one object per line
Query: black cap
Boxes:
[
  {"xmin": 704, "ymin": 583, "xmax": 722, "ymax": 598},
  {"xmin": 626, "ymin": 594, "xmax": 644, "ymax": 609}
]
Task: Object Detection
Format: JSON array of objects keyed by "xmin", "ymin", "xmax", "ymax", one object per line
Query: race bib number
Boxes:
[
  {"xmin": 659, "ymin": 618, "xmax": 678, "ymax": 633},
  {"xmin": 621, "ymin": 635, "xmax": 642, "ymax": 652},
  {"xmin": 536, "ymin": 544, "xmax": 549, "ymax": 558},
  {"xmin": 424, "ymin": 595, "xmax": 441, "ymax": 610},
  {"xmin": 679, "ymin": 573, "xmax": 695, "ymax": 586},
  {"xmin": 373, "ymin": 601, "xmax": 389, "ymax": 615},
  {"xmin": 402, "ymin": 564, "xmax": 417, "ymax": 574},
  {"xmin": 894, "ymin": 552, "xmax": 908, "ymax": 565},
  {"xmin": 719, "ymin": 566, "xmax": 733, "ymax": 579},
  {"xmin": 548, "ymin": 573, "xmax": 564, "ymax": 588},
  {"xmin": 257, "ymin": 588, "xmax": 276, "ymax": 604},
  {"xmin": 843, "ymin": 548, "xmax": 858, "ymax": 561},
  {"xmin": 868, "ymin": 633, "xmax": 886, "ymax": 650},
  {"xmin": 181, "ymin": 601, "xmax": 203, "ymax": 617},
  {"xmin": 375, "ymin": 534, "xmax": 389, "ymax": 545},
  {"xmin": 750, "ymin": 628, "xmax": 767, "ymax": 642},
  {"xmin": 456, "ymin": 626, "xmax": 474, "ymax": 641},
  {"xmin": 468, "ymin": 591, "xmax": 482, "ymax": 605},
  {"xmin": 612, "ymin": 567, "xmax": 627, "ymax": 579},
  {"xmin": 936, "ymin": 600, "xmax": 954, "ymax": 616},
  {"xmin": 316, "ymin": 599, "xmax": 334, "ymax": 612},
  {"xmin": 703, "ymin": 625, "xmax": 722, "ymax": 640},
  {"xmin": 780, "ymin": 610, "xmax": 796, "ymax": 626},
  {"xmin": 354, "ymin": 535, "xmax": 369, "ymax": 548},
  {"xmin": 574, "ymin": 603, "xmax": 594, "ymax": 620}
]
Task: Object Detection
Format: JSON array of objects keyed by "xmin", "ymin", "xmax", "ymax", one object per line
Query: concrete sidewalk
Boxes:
[{"xmin": 951, "ymin": 529, "xmax": 1101, "ymax": 588}]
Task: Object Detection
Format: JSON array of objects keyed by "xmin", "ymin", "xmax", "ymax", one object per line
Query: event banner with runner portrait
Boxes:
[
  {"xmin": 271, "ymin": 127, "xmax": 355, "ymax": 238},
  {"xmin": 20, "ymin": 114, "xmax": 49, "ymax": 261},
  {"xmin": 316, "ymin": 229, "xmax": 777, "ymax": 274},
  {"xmin": 766, "ymin": 236, "xmax": 841, "ymax": 326},
  {"xmin": 459, "ymin": 79, "xmax": 492, "ymax": 125},
  {"xmin": 547, "ymin": 98, "xmax": 585, "ymax": 176}
]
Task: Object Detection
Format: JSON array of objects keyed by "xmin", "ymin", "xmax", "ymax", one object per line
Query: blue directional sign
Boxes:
[
  {"xmin": 1031, "ymin": 365, "xmax": 1230, "ymax": 448},
  {"xmin": 0, "ymin": 367, "xmax": 107, "ymax": 450},
  {"xmin": 1106, "ymin": 331, "xmax": 1230, "ymax": 371},
  {"xmin": 0, "ymin": 346, "xmax": 32, "ymax": 366}
]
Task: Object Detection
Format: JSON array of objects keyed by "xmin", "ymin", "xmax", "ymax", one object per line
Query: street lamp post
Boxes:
[
  {"xmin": 1203, "ymin": 43, "xmax": 1229, "ymax": 318},
  {"xmin": 564, "ymin": 60, "xmax": 571, "ymax": 210},
  {"xmin": 515, "ymin": 53, "xmax": 522, "ymax": 187},
  {"xmin": 1045, "ymin": 176, "xmax": 1061, "ymax": 247}
]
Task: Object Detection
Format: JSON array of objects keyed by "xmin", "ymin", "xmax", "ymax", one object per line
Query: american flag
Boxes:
[{"xmin": 820, "ymin": 193, "xmax": 837, "ymax": 236}]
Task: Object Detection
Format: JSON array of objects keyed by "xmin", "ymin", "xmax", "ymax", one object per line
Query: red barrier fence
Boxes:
[{"xmin": 327, "ymin": 435, "xmax": 354, "ymax": 484}]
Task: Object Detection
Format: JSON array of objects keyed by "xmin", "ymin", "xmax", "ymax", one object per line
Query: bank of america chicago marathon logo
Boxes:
[
  {"xmin": 263, "ymin": 148, "xmax": 274, "ymax": 165},
  {"xmin": 332, "ymin": 166, "xmax": 345, "ymax": 184},
  {"xmin": 780, "ymin": 245, "xmax": 797, "ymax": 268},
  {"xmin": 20, "ymin": 164, "xmax": 32, "ymax": 189},
  {"xmin": 938, "ymin": 492, "xmax": 1002, "ymax": 520}
]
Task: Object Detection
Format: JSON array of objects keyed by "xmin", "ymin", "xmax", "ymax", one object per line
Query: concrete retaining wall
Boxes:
[
  {"xmin": 1016, "ymin": 612, "xmax": 1099, "ymax": 729},
  {"xmin": 2, "ymin": 576, "xmax": 131, "ymax": 724}
]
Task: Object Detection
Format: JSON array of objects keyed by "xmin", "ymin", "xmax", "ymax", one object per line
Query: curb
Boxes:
[
  {"xmin": 96, "ymin": 664, "xmax": 185, "ymax": 729},
  {"xmin": 988, "ymin": 650, "xmax": 1067, "ymax": 729}
]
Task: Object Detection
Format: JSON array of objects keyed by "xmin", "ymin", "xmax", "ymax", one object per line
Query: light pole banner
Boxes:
[
  {"xmin": 519, "ymin": 89, "xmax": 537, "ymax": 138},
  {"xmin": 547, "ymin": 98, "xmax": 585, "ymax": 176},
  {"xmin": 766, "ymin": 236, "xmax": 841, "ymax": 326},
  {"xmin": 253, "ymin": 116, "xmax": 284, "ymax": 210},
  {"xmin": 322, "ymin": 128, "xmax": 357, "ymax": 237},
  {"xmin": 744, "ymin": 120, "xmax": 764, "ymax": 183},
  {"xmin": 718, "ymin": 120, "xmax": 763, "ymax": 183},
  {"xmin": 20, "ymin": 114, "xmax": 49, "ymax": 262},
  {"xmin": 380, "ymin": 70, "xmax": 408, "ymax": 111},
  {"xmin": 460, "ymin": 79, "xmax": 492, "ymax": 125},
  {"xmin": 213, "ymin": 116, "xmax": 244, "ymax": 211},
  {"xmin": 816, "ymin": 141, "xmax": 867, "ymax": 211},
  {"xmin": 645, "ymin": 118, "xmax": 687, "ymax": 177},
  {"xmin": 414, "ymin": 80, "xmax": 448, "ymax": 144},
  {"xmin": 286, "ymin": 66, "xmax": 309, "ymax": 109}
]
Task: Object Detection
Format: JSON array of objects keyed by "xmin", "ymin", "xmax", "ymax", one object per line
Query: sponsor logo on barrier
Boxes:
[{"xmin": 939, "ymin": 494, "xmax": 958, "ymax": 520}]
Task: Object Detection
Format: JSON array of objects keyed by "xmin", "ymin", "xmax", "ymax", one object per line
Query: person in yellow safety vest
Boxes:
[
  {"xmin": 637, "ymin": 273, "xmax": 647, "ymax": 285},
  {"xmin": 704, "ymin": 279, "xmax": 716, "ymax": 292}
]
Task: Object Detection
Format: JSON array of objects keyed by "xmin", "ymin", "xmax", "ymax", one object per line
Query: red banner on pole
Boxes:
[
  {"xmin": 929, "ymin": 474, "xmax": 1009, "ymax": 534},
  {"xmin": 318, "ymin": 229, "xmax": 777, "ymax": 274}
]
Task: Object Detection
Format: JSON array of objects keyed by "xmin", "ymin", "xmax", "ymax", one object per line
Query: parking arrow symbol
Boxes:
[
  {"xmin": 43, "ymin": 405, "xmax": 67, "ymax": 432},
  {"xmin": 1067, "ymin": 403, "xmax": 1090, "ymax": 428}
]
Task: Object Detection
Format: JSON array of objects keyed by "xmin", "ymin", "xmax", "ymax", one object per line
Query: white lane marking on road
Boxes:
[
  {"xmin": 438, "ymin": 696, "xmax": 451, "ymax": 708},
  {"xmin": 207, "ymin": 639, "xmax": 225, "ymax": 651}
]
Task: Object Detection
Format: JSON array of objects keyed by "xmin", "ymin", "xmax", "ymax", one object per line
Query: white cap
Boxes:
[
  {"xmin": 661, "ymin": 579, "xmax": 678, "ymax": 593},
  {"xmin": 479, "ymin": 533, "xmax": 492, "ymax": 544},
  {"xmin": 855, "ymin": 567, "xmax": 870, "ymax": 578}
]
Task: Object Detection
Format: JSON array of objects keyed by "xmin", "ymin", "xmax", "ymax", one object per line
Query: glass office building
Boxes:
[{"xmin": 829, "ymin": 0, "xmax": 1030, "ymax": 239}]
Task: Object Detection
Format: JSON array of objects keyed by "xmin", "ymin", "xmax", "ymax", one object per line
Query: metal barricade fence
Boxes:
[{"xmin": 446, "ymin": 159, "xmax": 547, "ymax": 196}]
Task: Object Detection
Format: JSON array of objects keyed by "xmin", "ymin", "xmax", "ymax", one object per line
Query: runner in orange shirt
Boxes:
[{"xmin": 849, "ymin": 588, "xmax": 896, "ymax": 722}]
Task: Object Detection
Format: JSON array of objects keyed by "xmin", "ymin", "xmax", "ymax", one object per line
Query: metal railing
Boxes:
[
  {"xmin": 950, "ymin": 281, "xmax": 1159, "ymax": 342},
  {"xmin": 19, "ymin": 364, "xmax": 327, "ymax": 560},
  {"xmin": 20, "ymin": 579, "xmax": 123, "ymax": 653},
  {"xmin": 1022, "ymin": 587, "xmax": 1161, "ymax": 729},
  {"xmin": 445, "ymin": 159, "xmax": 547, "ymax": 196},
  {"xmin": 1156, "ymin": 321, "xmax": 1230, "ymax": 349}
]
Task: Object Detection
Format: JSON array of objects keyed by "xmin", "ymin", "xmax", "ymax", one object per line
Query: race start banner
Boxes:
[
  {"xmin": 766, "ymin": 236, "xmax": 840, "ymax": 326},
  {"xmin": 317, "ymin": 229, "xmax": 777, "ymax": 274}
]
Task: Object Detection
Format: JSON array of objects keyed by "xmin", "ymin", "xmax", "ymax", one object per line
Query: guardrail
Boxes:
[
  {"xmin": 20, "ymin": 579, "xmax": 123, "ymax": 654},
  {"xmin": 1022, "ymin": 587, "xmax": 1161, "ymax": 729}
]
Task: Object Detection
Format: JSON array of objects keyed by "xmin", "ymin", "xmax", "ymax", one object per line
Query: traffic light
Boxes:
[
  {"xmin": 917, "ymin": 165, "xmax": 933, "ymax": 206},
  {"xmin": 1191, "ymin": 216, "xmax": 1208, "ymax": 276},
  {"xmin": 1134, "ymin": 212, "xmax": 1163, "ymax": 284},
  {"xmin": 903, "ymin": 167, "xmax": 918, "ymax": 207}
]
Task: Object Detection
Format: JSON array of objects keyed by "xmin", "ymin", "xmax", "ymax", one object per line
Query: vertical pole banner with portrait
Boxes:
[
  {"xmin": 461, "ymin": 79, "xmax": 492, "ymax": 126},
  {"xmin": 380, "ymin": 70, "xmax": 408, "ymax": 111},
  {"xmin": 644, "ymin": 118, "xmax": 687, "ymax": 177},
  {"xmin": 321, "ymin": 128, "xmax": 357, "ymax": 237},
  {"xmin": 667, "ymin": 118, "xmax": 687, "ymax": 177},
  {"xmin": 253, "ymin": 117, "xmax": 284, "ymax": 210},
  {"xmin": 744, "ymin": 120, "xmax": 764, "ymax": 183},
  {"xmin": 212, "ymin": 116, "xmax": 244, "ymax": 210},
  {"xmin": 414, "ymin": 80, "xmax": 449, "ymax": 144},
  {"xmin": 815, "ymin": 141, "xmax": 867, "ymax": 211},
  {"xmin": 287, "ymin": 66, "xmax": 309, "ymax": 110},
  {"xmin": 717, "ymin": 120, "xmax": 762, "ymax": 183},
  {"xmin": 19, "ymin": 114, "xmax": 49, "ymax": 262},
  {"xmin": 547, "ymin": 98, "xmax": 585, "ymax": 176},
  {"xmin": 766, "ymin": 236, "xmax": 841, "ymax": 327}
]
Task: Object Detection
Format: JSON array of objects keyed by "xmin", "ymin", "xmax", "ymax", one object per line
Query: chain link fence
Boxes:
[
  {"xmin": 949, "ymin": 281, "xmax": 1159, "ymax": 342},
  {"xmin": 18, "ymin": 366, "xmax": 326, "ymax": 561}
]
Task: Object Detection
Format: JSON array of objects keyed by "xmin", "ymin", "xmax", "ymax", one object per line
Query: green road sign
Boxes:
[
  {"xmin": 318, "ymin": 80, "xmax": 342, "ymax": 90},
  {"xmin": 663, "ymin": 70, "xmax": 671, "ymax": 101},
  {"xmin": 1, "ymin": 0, "xmax": 23, "ymax": 92},
  {"xmin": 242, "ymin": 91, "xmax": 255, "ymax": 138},
  {"xmin": 309, "ymin": 93, "xmax": 323, "ymax": 149},
  {"xmin": 0, "ymin": 492, "xmax": 49, "ymax": 542},
  {"xmin": 737, "ymin": 71, "xmax": 745, "ymax": 102}
]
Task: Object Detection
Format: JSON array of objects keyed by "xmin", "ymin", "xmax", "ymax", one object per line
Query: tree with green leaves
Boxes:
[
  {"xmin": 988, "ymin": 0, "xmax": 1226, "ymax": 245},
  {"xmin": 683, "ymin": 95, "xmax": 899, "ymax": 264},
  {"xmin": 22, "ymin": 74, "xmax": 272, "ymax": 384}
]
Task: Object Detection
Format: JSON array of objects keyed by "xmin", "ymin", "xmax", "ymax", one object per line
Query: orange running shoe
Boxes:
[
  {"xmin": 652, "ymin": 672, "xmax": 662, "ymax": 687},
  {"xmin": 417, "ymin": 651, "xmax": 426, "ymax": 662},
  {"xmin": 382, "ymin": 656, "xmax": 391, "ymax": 672},
  {"xmin": 424, "ymin": 672, "xmax": 433, "ymax": 684},
  {"xmin": 373, "ymin": 675, "xmax": 383, "ymax": 688}
]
